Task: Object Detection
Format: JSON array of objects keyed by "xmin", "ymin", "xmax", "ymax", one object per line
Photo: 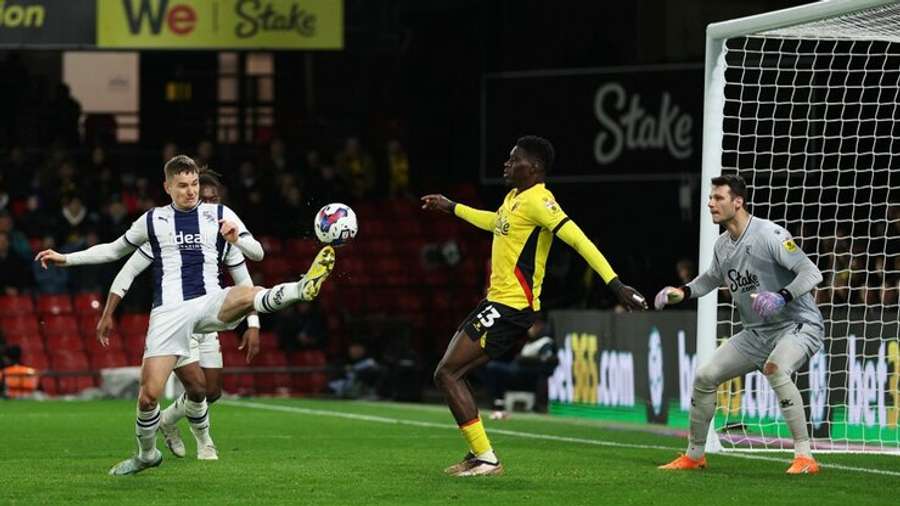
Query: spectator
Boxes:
[
  {"xmin": 307, "ymin": 161, "xmax": 349, "ymax": 208},
  {"xmin": 672, "ymin": 258, "xmax": 698, "ymax": 309},
  {"xmin": 386, "ymin": 139, "xmax": 410, "ymax": 198},
  {"xmin": 0, "ymin": 146, "xmax": 31, "ymax": 200},
  {"xmin": 0, "ymin": 231, "xmax": 33, "ymax": 294},
  {"xmin": 274, "ymin": 301, "xmax": 328, "ymax": 351},
  {"xmin": 195, "ymin": 139, "xmax": 217, "ymax": 168},
  {"xmin": 261, "ymin": 137, "xmax": 293, "ymax": 176},
  {"xmin": 48, "ymin": 83, "xmax": 82, "ymax": 147},
  {"xmin": 0, "ymin": 210, "xmax": 32, "ymax": 262},
  {"xmin": 479, "ymin": 317, "xmax": 558, "ymax": 419},
  {"xmin": 32, "ymin": 235, "xmax": 68, "ymax": 294},
  {"xmin": 329, "ymin": 342, "xmax": 383, "ymax": 399},
  {"xmin": 336, "ymin": 137, "xmax": 376, "ymax": 199},
  {"xmin": 98, "ymin": 199, "xmax": 131, "ymax": 243},
  {"xmin": 1, "ymin": 345, "xmax": 40, "ymax": 399},
  {"xmin": 57, "ymin": 193, "xmax": 98, "ymax": 247},
  {"xmin": 66, "ymin": 229, "xmax": 109, "ymax": 293},
  {"xmin": 0, "ymin": 181, "xmax": 7, "ymax": 213}
]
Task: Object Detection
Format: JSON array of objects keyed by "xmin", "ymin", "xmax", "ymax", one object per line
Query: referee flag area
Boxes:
[{"xmin": 0, "ymin": 398, "xmax": 897, "ymax": 504}]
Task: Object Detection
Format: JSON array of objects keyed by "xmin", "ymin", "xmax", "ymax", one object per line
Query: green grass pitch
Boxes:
[{"xmin": 1, "ymin": 399, "xmax": 898, "ymax": 504}]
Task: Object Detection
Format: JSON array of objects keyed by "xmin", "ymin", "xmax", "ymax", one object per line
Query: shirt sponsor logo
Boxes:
[
  {"xmin": 727, "ymin": 269, "xmax": 759, "ymax": 293},
  {"xmin": 173, "ymin": 230, "xmax": 204, "ymax": 249}
]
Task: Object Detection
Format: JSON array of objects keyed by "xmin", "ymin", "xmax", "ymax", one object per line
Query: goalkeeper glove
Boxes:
[
  {"xmin": 751, "ymin": 291, "xmax": 787, "ymax": 319},
  {"xmin": 653, "ymin": 286, "xmax": 685, "ymax": 310}
]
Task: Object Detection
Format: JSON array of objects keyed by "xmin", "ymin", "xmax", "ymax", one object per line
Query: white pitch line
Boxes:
[{"xmin": 220, "ymin": 400, "xmax": 900, "ymax": 477}]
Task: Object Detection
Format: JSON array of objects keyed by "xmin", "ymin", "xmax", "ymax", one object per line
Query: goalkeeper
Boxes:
[
  {"xmin": 421, "ymin": 135, "xmax": 647, "ymax": 477},
  {"xmin": 655, "ymin": 175, "xmax": 824, "ymax": 475}
]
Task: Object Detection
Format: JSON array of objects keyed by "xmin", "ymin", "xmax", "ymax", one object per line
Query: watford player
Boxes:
[{"xmin": 421, "ymin": 135, "xmax": 647, "ymax": 476}]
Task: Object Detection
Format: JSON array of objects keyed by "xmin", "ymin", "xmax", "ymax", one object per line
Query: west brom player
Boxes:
[
  {"xmin": 95, "ymin": 168, "xmax": 260, "ymax": 461},
  {"xmin": 655, "ymin": 174, "xmax": 824, "ymax": 474},
  {"xmin": 35, "ymin": 155, "xmax": 336, "ymax": 475},
  {"xmin": 421, "ymin": 136, "xmax": 647, "ymax": 476}
]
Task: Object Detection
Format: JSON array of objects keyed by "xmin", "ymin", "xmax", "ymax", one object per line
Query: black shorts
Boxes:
[{"xmin": 458, "ymin": 300, "xmax": 538, "ymax": 359}]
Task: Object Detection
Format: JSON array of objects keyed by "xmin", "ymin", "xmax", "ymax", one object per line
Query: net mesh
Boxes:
[{"xmin": 714, "ymin": 2, "xmax": 900, "ymax": 453}]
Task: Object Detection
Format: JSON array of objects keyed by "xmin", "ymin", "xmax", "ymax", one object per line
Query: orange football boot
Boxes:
[
  {"xmin": 785, "ymin": 456, "xmax": 819, "ymax": 474},
  {"xmin": 658, "ymin": 454, "xmax": 707, "ymax": 470}
]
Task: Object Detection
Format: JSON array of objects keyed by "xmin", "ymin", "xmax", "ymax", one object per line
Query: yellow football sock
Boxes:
[{"xmin": 459, "ymin": 417, "xmax": 492, "ymax": 456}]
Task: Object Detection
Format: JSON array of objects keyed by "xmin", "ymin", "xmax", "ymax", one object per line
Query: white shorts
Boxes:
[
  {"xmin": 175, "ymin": 332, "xmax": 224, "ymax": 369},
  {"xmin": 144, "ymin": 288, "xmax": 241, "ymax": 359}
]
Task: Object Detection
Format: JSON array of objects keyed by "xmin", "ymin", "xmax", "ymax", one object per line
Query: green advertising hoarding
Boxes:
[{"xmin": 547, "ymin": 309, "xmax": 900, "ymax": 450}]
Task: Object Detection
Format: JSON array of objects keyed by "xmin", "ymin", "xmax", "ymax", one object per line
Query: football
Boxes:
[{"xmin": 314, "ymin": 203, "xmax": 358, "ymax": 245}]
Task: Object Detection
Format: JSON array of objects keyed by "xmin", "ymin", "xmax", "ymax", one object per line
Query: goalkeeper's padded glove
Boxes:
[
  {"xmin": 654, "ymin": 286, "xmax": 685, "ymax": 310},
  {"xmin": 609, "ymin": 277, "xmax": 648, "ymax": 311},
  {"xmin": 751, "ymin": 291, "xmax": 787, "ymax": 319}
]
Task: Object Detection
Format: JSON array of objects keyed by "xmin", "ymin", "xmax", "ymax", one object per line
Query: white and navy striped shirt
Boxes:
[{"xmin": 124, "ymin": 202, "xmax": 252, "ymax": 308}]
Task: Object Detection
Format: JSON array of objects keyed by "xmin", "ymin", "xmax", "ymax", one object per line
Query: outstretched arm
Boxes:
[
  {"xmin": 421, "ymin": 194, "xmax": 495, "ymax": 232},
  {"xmin": 654, "ymin": 259, "xmax": 723, "ymax": 310},
  {"xmin": 555, "ymin": 220, "xmax": 647, "ymax": 310},
  {"xmin": 35, "ymin": 236, "xmax": 137, "ymax": 269}
]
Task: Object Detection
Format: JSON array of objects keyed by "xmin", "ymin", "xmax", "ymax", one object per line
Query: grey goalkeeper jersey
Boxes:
[{"xmin": 688, "ymin": 216, "xmax": 824, "ymax": 333}]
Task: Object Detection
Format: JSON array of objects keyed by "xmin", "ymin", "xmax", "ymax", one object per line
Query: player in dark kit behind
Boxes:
[{"xmin": 421, "ymin": 135, "xmax": 647, "ymax": 476}]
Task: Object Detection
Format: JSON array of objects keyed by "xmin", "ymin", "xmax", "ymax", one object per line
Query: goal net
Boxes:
[{"xmin": 701, "ymin": 0, "xmax": 900, "ymax": 453}]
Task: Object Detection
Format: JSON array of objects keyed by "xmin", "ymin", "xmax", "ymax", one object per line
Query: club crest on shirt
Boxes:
[
  {"xmin": 783, "ymin": 239, "xmax": 798, "ymax": 253},
  {"xmin": 202, "ymin": 210, "xmax": 216, "ymax": 224},
  {"xmin": 543, "ymin": 197, "xmax": 559, "ymax": 214}
]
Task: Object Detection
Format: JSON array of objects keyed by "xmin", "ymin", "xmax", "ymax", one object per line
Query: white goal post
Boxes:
[{"xmin": 700, "ymin": 0, "xmax": 900, "ymax": 454}]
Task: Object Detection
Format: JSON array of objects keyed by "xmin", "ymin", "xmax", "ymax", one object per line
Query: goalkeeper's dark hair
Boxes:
[
  {"xmin": 711, "ymin": 174, "xmax": 748, "ymax": 203},
  {"xmin": 516, "ymin": 135, "xmax": 555, "ymax": 175}
]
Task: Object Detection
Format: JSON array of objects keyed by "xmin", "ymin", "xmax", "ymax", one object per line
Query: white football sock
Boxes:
[
  {"xmin": 253, "ymin": 282, "xmax": 301, "ymax": 313},
  {"xmin": 185, "ymin": 398, "xmax": 213, "ymax": 446},
  {"xmin": 135, "ymin": 405, "xmax": 161, "ymax": 462},
  {"xmin": 476, "ymin": 449, "xmax": 499, "ymax": 465}
]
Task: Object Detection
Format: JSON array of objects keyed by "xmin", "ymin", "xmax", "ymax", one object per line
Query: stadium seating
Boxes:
[
  {"xmin": 5, "ymin": 333, "xmax": 45, "ymax": 355},
  {"xmin": 45, "ymin": 334, "xmax": 85, "ymax": 352},
  {"xmin": 118, "ymin": 314, "xmax": 149, "ymax": 337},
  {"xmin": 0, "ymin": 294, "xmax": 34, "ymax": 317},
  {"xmin": 83, "ymin": 331, "xmax": 125, "ymax": 354},
  {"xmin": 47, "ymin": 350, "xmax": 95, "ymax": 395},
  {"xmin": 78, "ymin": 314, "xmax": 101, "ymax": 338},
  {"xmin": 73, "ymin": 292, "xmax": 103, "ymax": 315},
  {"xmin": 41, "ymin": 315, "xmax": 79, "ymax": 337},
  {"xmin": 254, "ymin": 350, "xmax": 290, "ymax": 394},
  {"xmin": 35, "ymin": 294, "xmax": 74, "ymax": 316},
  {"xmin": 89, "ymin": 351, "xmax": 129, "ymax": 370},
  {"xmin": 2, "ymin": 314, "xmax": 41, "ymax": 335}
]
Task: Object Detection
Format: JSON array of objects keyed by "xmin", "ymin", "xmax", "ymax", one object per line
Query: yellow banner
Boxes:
[{"xmin": 97, "ymin": 0, "xmax": 343, "ymax": 49}]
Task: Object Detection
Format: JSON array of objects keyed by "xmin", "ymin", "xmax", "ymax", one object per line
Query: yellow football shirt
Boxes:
[{"xmin": 485, "ymin": 183, "xmax": 568, "ymax": 310}]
